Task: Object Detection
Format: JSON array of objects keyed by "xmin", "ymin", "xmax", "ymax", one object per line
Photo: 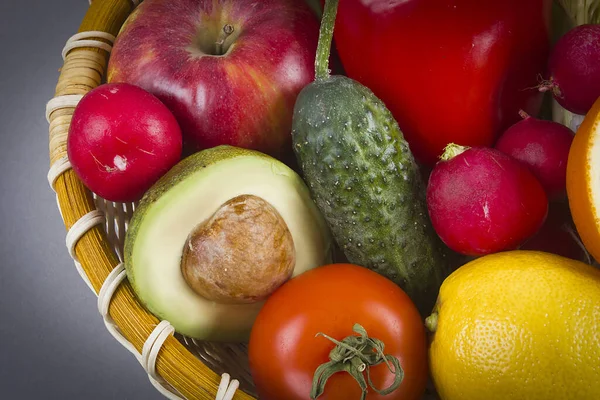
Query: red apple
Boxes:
[
  {"xmin": 107, "ymin": 0, "xmax": 320, "ymax": 160},
  {"xmin": 67, "ymin": 83, "xmax": 182, "ymax": 203}
]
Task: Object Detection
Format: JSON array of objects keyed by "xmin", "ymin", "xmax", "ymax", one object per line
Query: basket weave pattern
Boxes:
[
  {"xmin": 47, "ymin": 0, "xmax": 255, "ymax": 398},
  {"xmin": 46, "ymin": 0, "xmax": 598, "ymax": 399}
]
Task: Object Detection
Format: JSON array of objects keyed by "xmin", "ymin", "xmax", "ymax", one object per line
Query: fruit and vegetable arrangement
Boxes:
[{"xmin": 64, "ymin": 0, "xmax": 600, "ymax": 398}]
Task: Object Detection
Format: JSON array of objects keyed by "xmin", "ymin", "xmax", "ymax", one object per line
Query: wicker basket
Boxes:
[{"xmin": 45, "ymin": 0, "xmax": 599, "ymax": 399}]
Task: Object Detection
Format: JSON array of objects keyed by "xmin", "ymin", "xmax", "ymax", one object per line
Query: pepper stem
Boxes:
[
  {"xmin": 440, "ymin": 143, "xmax": 470, "ymax": 161},
  {"xmin": 310, "ymin": 323, "xmax": 404, "ymax": 400},
  {"xmin": 314, "ymin": 0, "xmax": 339, "ymax": 81}
]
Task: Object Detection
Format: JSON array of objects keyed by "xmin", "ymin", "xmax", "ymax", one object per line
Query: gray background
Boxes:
[{"xmin": 1, "ymin": 1, "xmax": 164, "ymax": 398}]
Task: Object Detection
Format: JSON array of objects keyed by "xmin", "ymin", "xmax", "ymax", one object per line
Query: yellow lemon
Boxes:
[{"xmin": 427, "ymin": 250, "xmax": 600, "ymax": 400}]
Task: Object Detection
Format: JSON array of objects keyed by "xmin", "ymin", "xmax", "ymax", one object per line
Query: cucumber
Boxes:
[{"xmin": 292, "ymin": 0, "xmax": 448, "ymax": 314}]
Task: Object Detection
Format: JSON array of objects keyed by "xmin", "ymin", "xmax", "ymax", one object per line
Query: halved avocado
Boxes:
[{"xmin": 124, "ymin": 146, "xmax": 332, "ymax": 341}]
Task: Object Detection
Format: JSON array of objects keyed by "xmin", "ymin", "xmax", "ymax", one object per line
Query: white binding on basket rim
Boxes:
[
  {"xmin": 97, "ymin": 263, "xmax": 140, "ymax": 357},
  {"xmin": 64, "ymin": 210, "xmax": 105, "ymax": 291},
  {"xmin": 66, "ymin": 209, "xmax": 105, "ymax": 261},
  {"xmin": 94, "ymin": 257, "xmax": 240, "ymax": 400},
  {"xmin": 143, "ymin": 321, "xmax": 183, "ymax": 400},
  {"xmin": 47, "ymin": 155, "xmax": 72, "ymax": 190},
  {"xmin": 215, "ymin": 373, "xmax": 240, "ymax": 400},
  {"xmin": 61, "ymin": 31, "xmax": 115, "ymax": 60},
  {"xmin": 46, "ymin": 94, "xmax": 81, "ymax": 191},
  {"xmin": 97, "ymin": 264, "xmax": 183, "ymax": 399},
  {"xmin": 45, "ymin": 94, "xmax": 84, "ymax": 123},
  {"xmin": 49, "ymin": 21, "xmax": 240, "ymax": 400}
]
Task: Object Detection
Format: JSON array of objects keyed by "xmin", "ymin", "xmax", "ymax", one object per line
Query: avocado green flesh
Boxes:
[
  {"xmin": 125, "ymin": 146, "xmax": 332, "ymax": 341},
  {"xmin": 292, "ymin": 76, "xmax": 448, "ymax": 315}
]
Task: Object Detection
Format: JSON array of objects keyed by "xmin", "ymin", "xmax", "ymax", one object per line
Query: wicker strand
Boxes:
[
  {"xmin": 64, "ymin": 210, "xmax": 105, "ymax": 291},
  {"xmin": 96, "ymin": 261, "xmax": 243, "ymax": 400},
  {"xmin": 62, "ymin": 31, "xmax": 115, "ymax": 60},
  {"xmin": 215, "ymin": 374, "xmax": 240, "ymax": 400},
  {"xmin": 66, "ymin": 210, "xmax": 105, "ymax": 261},
  {"xmin": 66, "ymin": 30, "xmax": 116, "ymax": 43},
  {"xmin": 73, "ymin": 260, "xmax": 96, "ymax": 292},
  {"xmin": 98, "ymin": 264, "xmax": 186, "ymax": 399},
  {"xmin": 53, "ymin": 192, "xmax": 65, "ymax": 220},
  {"xmin": 94, "ymin": 216, "xmax": 242, "ymax": 400},
  {"xmin": 90, "ymin": 0, "xmax": 142, "ymax": 7},
  {"xmin": 96, "ymin": 264, "xmax": 241, "ymax": 400},
  {"xmin": 48, "ymin": 156, "xmax": 72, "ymax": 189},
  {"xmin": 48, "ymin": 155, "xmax": 73, "ymax": 221},
  {"xmin": 143, "ymin": 321, "xmax": 183, "ymax": 400},
  {"xmin": 48, "ymin": 29, "xmax": 190, "ymax": 399},
  {"xmin": 97, "ymin": 263, "xmax": 140, "ymax": 358},
  {"xmin": 62, "ymin": 40, "xmax": 112, "ymax": 60},
  {"xmin": 46, "ymin": 95, "xmax": 84, "ymax": 123},
  {"xmin": 47, "ymin": 1, "xmax": 254, "ymax": 398}
]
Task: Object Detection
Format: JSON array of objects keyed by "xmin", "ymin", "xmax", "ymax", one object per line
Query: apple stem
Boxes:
[
  {"xmin": 315, "ymin": 0, "xmax": 339, "ymax": 81},
  {"xmin": 215, "ymin": 24, "xmax": 234, "ymax": 55}
]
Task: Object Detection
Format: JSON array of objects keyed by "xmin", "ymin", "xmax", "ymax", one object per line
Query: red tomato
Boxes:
[
  {"xmin": 331, "ymin": 0, "xmax": 552, "ymax": 165},
  {"xmin": 248, "ymin": 264, "xmax": 428, "ymax": 400}
]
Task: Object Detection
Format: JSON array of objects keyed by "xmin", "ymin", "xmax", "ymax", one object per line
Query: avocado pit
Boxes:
[{"xmin": 181, "ymin": 194, "xmax": 296, "ymax": 304}]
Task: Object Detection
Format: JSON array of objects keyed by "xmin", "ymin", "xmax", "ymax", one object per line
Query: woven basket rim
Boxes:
[
  {"xmin": 47, "ymin": 1, "xmax": 599, "ymax": 399},
  {"xmin": 47, "ymin": 0, "xmax": 255, "ymax": 398}
]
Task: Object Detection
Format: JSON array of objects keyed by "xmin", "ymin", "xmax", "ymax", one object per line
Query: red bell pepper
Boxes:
[{"xmin": 332, "ymin": 0, "xmax": 552, "ymax": 165}]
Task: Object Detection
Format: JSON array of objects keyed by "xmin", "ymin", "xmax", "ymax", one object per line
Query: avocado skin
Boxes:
[
  {"xmin": 292, "ymin": 76, "xmax": 448, "ymax": 315},
  {"xmin": 124, "ymin": 145, "xmax": 275, "ymax": 293}
]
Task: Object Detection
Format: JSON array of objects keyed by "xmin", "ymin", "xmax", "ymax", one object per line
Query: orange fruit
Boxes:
[{"xmin": 566, "ymin": 96, "xmax": 600, "ymax": 263}]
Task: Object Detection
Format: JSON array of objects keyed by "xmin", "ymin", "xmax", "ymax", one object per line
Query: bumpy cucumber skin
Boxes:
[{"xmin": 292, "ymin": 75, "xmax": 448, "ymax": 314}]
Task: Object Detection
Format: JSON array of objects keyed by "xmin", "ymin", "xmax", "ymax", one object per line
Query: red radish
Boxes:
[
  {"xmin": 426, "ymin": 144, "xmax": 548, "ymax": 256},
  {"xmin": 540, "ymin": 24, "xmax": 600, "ymax": 115},
  {"xmin": 67, "ymin": 83, "xmax": 182, "ymax": 202},
  {"xmin": 495, "ymin": 110, "xmax": 574, "ymax": 200}
]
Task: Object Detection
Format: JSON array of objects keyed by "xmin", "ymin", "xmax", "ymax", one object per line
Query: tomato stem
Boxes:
[
  {"xmin": 310, "ymin": 323, "xmax": 404, "ymax": 400},
  {"xmin": 314, "ymin": 0, "xmax": 339, "ymax": 81}
]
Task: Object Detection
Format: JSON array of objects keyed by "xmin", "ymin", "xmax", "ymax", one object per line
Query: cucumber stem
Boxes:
[
  {"xmin": 314, "ymin": 0, "xmax": 339, "ymax": 81},
  {"xmin": 440, "ymin": 143, "xmax": 470, "ymax": 161}
]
